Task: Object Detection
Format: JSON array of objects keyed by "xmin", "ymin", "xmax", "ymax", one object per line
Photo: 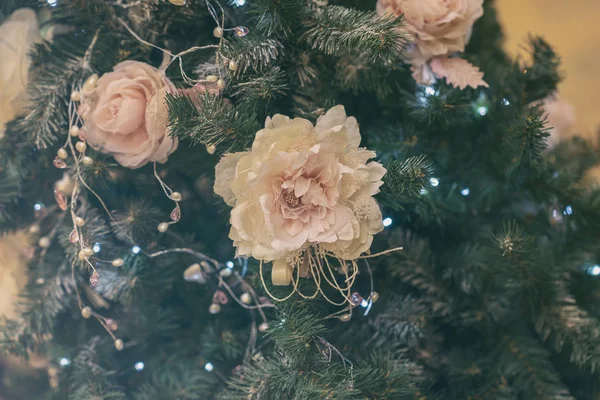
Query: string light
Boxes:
[
  {"xmin": 59, "ymin": 357, "xmax": 70, "ymax": 367},
  {"xmin": 204, "ymin": 362, "xmax": 214, "ymax": 372},
  {"xmin": 587, "ymin": 265, "xmax": 600, "ymax": 276},
  {"xmin": 34, "ymin": 203, "xmax": 43, "ymax": 211},
  {"xmin": 232, "ymin": 0, "xmax": 246, "ymax": 5},
  {"xmin": 383, "ymin": 217, "xmax": 393, "ymax": 227},
  {"xmin": 425, "ymin": 86, "xmax": 436, "ymax": 96},
  {"xmin": 477, "ymin": 106, "xmax": 488, "ymax": 116},
  {"xmin": 226, "ymin": 261, "xmax": 234, "ymax": 268},
  {"xmin": 420, "ymin": 188, "xmax": 428, "ymax": 195},
  {"xmin": 502, "ymin": 98, "xmax": 510, "ymax": 106},
  {"xmin": 360, "ymin": 299, "xmax": 369, "ymax": 307},
  {"xmin": 92, "ymin": 243, "xmax": 101, "ymax": 253},
  {"xmin": 430, "ymin": 177, "xmax": 439, "ymax": 187},
  {"xmin": 461, "ymin": 188, "xmax": 470, "ymax": 196},
  {"xmin": 134, "ymin": 362, "xmax": 144, "ymax": 371},
  {"xmin": 564, "ymin": 205, "xmax": 573, "ymax": 215},
  {"xmin": 47, "ymin": 0, "xmax": 57, "ymax": 6},
  {"xmin": 131, "ymin": 245, "xmax": 141, "ymax": 254}
]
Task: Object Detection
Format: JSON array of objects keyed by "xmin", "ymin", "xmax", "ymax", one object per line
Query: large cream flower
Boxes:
[
  {"xmin": 0, "ymin": 9, "xmax": 41, "ymax": 137},
  {"xmin": 214, "ymin": 106, "xmax": 386, "ymax": 263},
  {"xmin": 79, "ymin": 61, "xmax": 178, "ymax": 169},
  {"xmin": 377, "ymin": 0, "xmax": 486, "ymax": 88}
]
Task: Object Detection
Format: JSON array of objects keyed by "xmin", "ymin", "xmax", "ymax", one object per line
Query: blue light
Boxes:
[
  {"xmin": 204, "ymin": 362, "xmax": 214, "ymax": 372},
  {"xmin": 92, "ymin": 243, "xmax": 101, "ymax": 253},
  {"xmin": 461, "ymin": 188, "xmax": 470, "ymax": 196},
  {"xmin": 134, "ymin": 361, "xmax": 144, "ymax": 371},
  {"xmin": 59, "ymin": 357, "xmax": 70, "ymax": 367},
  {"xmin": 564, "ymin": 205, "xmax": 573, "ymax": 216},
  {"xmin": 226, "ymin": 261, "xmax": 234, "ymax": 269},
  {"xmin": 34, "ymin": 203, "xmax": 42, "ymax": 211},
  {"xmin": 588, "ymin": 265, "xmax": 600, "ymax": 276},
  {"xmin": 383, "ymin": 217, "xmax": 393, "ymax": 227},
  {"xmin": 502, "ymin": 98, "xmax": 510, "ymax": 106},
  {"xmin": 477, "ymin": 106, "xmax": 488, "ymax": 116},
  {"xmin": 132, "ymin": 245, "xmax": 141, "ymax": 254},
  {"xmin": 430, "ymin": 177, "xmax": 439, "ymax": 187},
  {"xmin": 47, "ymin": 0, "xmax": 57, "ymax": 6}
]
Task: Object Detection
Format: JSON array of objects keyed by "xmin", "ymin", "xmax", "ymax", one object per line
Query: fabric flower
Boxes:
[
  {"xmin": 78, "ymin": 61, "xmax": 178, "ymax": 169},
  {"xmin": 377, "ymin": 0, "xmax": 487, "ymax": 89},
  {"xmin": 0, "ymin": 9, "xmax": 41, "ymax": 137},
  {"xmin": 214, "ymin": 105, "xmax": 386, "ymax": 265}
]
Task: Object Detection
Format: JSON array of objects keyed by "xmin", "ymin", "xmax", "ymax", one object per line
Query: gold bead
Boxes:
[
  {"xmin": 339, "ymin": 313, "xmax": 351, "ymax": 322},
  {"xmin": 206, "ymin": 144, "xmax": 216, "ymax": 154},
  {"xmin": 74, "ymin": 217, "xmax": 85, "ymax": 227},
  {"xmin": 216, "ymin": 79, "xmax": 225, "ymax": 89},
  {"xmin": 184, "ymin": 263, "xmax": 206, "ymax": 283},
  {"xmin": 206, "ymin": 75, "xmax": 218, "ymax": 83},
  {"xmin": 212, "ymin": 27, "xmax": 223, "ymax": 38},
  {"xmin": 38, "ymin": 236, "xmax": 51, "ymax": 248},
  {"xmin": 228, "ymin": 60, "xmax": 238, "ymax": 71},
  {"xmin": 240, "ymin": 293, "xmax": 252, "ymax": 304},
  {"xmin": 157, "ymin": 222, "xmax": 169, "ymax": 232},
  {"xmin": 209, "ymin": 303, "xmax": 221, "ymax": 314},
  {"xmin": 112, "ymin": 258, "xmax": 124, "ymax": 267},
  {"xmin": 114, "ymin": 339, "xmax": 124, "ymax": 351},
  {"xmin": 78, "ymin": 247, "xmax": 94, "ymax": 260},
  {"xmin": 371, "ymin": 291, "xmax": 380, "ymax": 303},
  {"xmin": 168, "ymin": 0, "xmax": 186, "ymax": 4},
  {"xmin": 258, "ymin": 322, "xmax": 269, "ymax": 332},
  {"xmin": 75, "ymin": 141, "xmax": 86, "ymax": 153},
  {"xmin": 170, "ymin": 192, "xmax": 182, "ymax": 202},
  {"xmin": 69, "ymin": 126, "xmax": 80, "ymax": 137},
  {"xmin": 83, "ymin": 74, "xmax": 99, "ymax": 92},
  {"xmin": 57, "ymin": 148, "xmax": 68, "ymax": 159},
  {"xmin": 70, "ymin": 91, "xmax": 81, "ymax": 101},
  {"xmin": 81, "ymin": 306, "xmax": 92, "ymax": 319},
  {"xmin": 82, "ymin": 156, "xmax": 94, "ymax": 166}
]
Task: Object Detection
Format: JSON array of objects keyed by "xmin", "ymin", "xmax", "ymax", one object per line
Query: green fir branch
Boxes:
[{"xmin": 302, "ymin": 6, "xmax": 409, "ymax": 63}]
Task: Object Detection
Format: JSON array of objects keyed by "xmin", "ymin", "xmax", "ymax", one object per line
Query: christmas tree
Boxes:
[{"xmin": 1, "ymin": 0, "xmax": 600, "ymax": 398}]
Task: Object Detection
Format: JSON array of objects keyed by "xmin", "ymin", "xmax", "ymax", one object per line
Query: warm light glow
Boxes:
[{"xmin": 383, "ymin": 217, "xmax": 393, "ymax": 227}]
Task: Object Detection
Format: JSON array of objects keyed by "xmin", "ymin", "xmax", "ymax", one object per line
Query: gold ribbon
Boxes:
[{"xmin": 271, "ymin": 258, "xmax": 292, "ymax": 286}]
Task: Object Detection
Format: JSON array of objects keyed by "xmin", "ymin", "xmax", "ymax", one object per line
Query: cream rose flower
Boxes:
[
  {"xmin": 214, "ymin": 105, "xmax": 386, "ymax": 265},
  {"xmin": 79, "ymin": 61, "xmax": 178, "ymax": 169},
  {"xmin": 377, "ymin": 0, "xmax": 486, "ymax": 88},
  {"xmin": 0, "ymin": 9, "xmax": 41, "ymax": 137}
]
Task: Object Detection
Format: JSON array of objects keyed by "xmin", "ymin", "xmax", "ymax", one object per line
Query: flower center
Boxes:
[{"xmin": 284, "ymin": 190, "xmax": 301, "ymax": 208}]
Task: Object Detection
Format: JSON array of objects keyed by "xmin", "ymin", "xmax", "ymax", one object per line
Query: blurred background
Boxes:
[{"xmin": 497, "ymin": 0, "xmax": 600, "ymax": 137}]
